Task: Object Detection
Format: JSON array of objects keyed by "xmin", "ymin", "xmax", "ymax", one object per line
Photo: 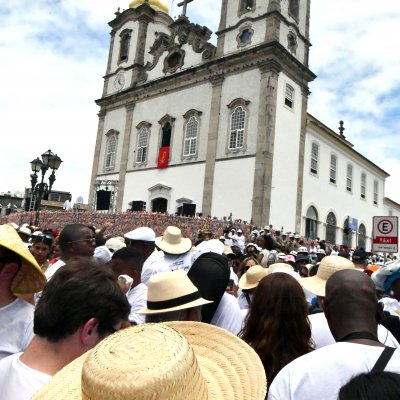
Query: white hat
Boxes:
[
  {"xmin": 139, "ymin": 270, "xmax": 212, "ymax": 314},
  {"xmin": 294, "ymin": 234, "xmax": 300, "ymax": 239},
  {"xmin": 105, "ymin": 237, "xmax": 126, "ymax": 253},
  {"xmin": 298, "ymin": 246, "xmax": 308, "ymax": 254},
  {"xmin": 18, "ymin": 226, "xmax": 31, "ymax": 236},
  {"xmin": 124, "ymin": 227, "xmax": 155, "ymax": 242},
  {"xmin": 290, "ymin": 250, "xmax": 298, "ymax": 256},
  {"xmin": 31, "ymin": 230, "xmax": 43, "ymax": 237},
  {"xmin": 9, "ymin": 222, "xmax": 19, "ymax": 230},
  {"xmin": 192, "ymin": 239, "xmax": 225, "ymax": 264},
  {"xmin": 277, "ymin": 252, "xmax": 286, "ymax": 260},
  {"xmin": 155, "ymin": 226, "xmax": 192, "ymax": 255},
  {"xmin": 317, "ymin": 249, "xmax": 326, "ymax": 255},
  {"xmin": 93, "ymin": 246, "xmax": 112, "ymax": 264}
]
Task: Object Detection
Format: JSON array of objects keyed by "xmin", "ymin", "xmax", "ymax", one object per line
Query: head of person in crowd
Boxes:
[
  {"xmin": 124, "ymin": 227, "xmax": 156, "ymax": 261},
  {"xmin": 109, "ymin": 247, "xmax": 144, "ymax": 291},
  {"xmin": 30, "ymin": 233, "xmax": 54, "ymax": 270},
  {"xmin": 295, "ymin": 254, "xmax": 309, "ymax": 275},
  {"xmin": 105, "ymin": 237, "xmax": 126, "ymax": 254},
  {"xmin": 238, "ymin": 256, "xmax": 259, "ymax": 277},
  {"xmin": 324, "ymin": 269, "xmax": 382, "ymax": 343},
  {"xmin": 316, "ymin": 248, "xmax": 326, "ymax": 262},
  {"xmin": 241, "ymin": 272, "xmax": 313, "ymax": 386},
  {"xmin": 244, "ymin": 243, "xmax": 258, "ymax": 258},
  {"xmin": 338, "ymin": 371, "xmax": 400, "ymax": 400},
  {"xmin": 256, "ymin": 233, "xmax": 275, "ymax": 251},
  {"xmin": 228, "ymin": 251, "xmax": 245, "ymax": 275},
  {"xmin": 58, "ymin": 224, "xmax": 96, "ymax": 260},
  {"xmin": 297, "ymin": 246, "xmax": 308, "ymax": 256},
  {"xmin": 188, "ymin": 252, "xmax": 230, "ymax": 324},
  {"xmin": 29, "ymin": 258, "xmax": 130, "ymax": 370},
  {"xmin": 371, "ymin": 260, "xmax": 400, "ymax": 300},
  {"xmin": 0, "ymin": 224, "xmax": 46, "ymax": 299},
  {"xmin": 284, "ymin": 254, "xmax": 296, "ymax": 269},
  {"xmin": 32, "ymin": 322, "xmax": 267, "ymax": 400},
  {"xmin": 155, "ymin": 226, "xmax": 192, "ymax": 256},
  {"xmin": 352, "ymin": 248, "xmax": 369, "ymax": 270},
  {"xmin": 17, "ymin": 224, "xmax": 32, "ymax": 244},
  {"xmin": 238, "ymin": 265, "xmax": 269, "ymax": 308},
  {"xmin": 299, "ymin": 255, "xmax": 354, "ymax": 308},
  {"xmin": 140, "ymin": 270, "xmax": 211, "ymax": 323}
]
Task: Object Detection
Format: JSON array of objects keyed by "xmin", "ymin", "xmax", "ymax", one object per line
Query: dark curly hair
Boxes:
[{"xmin": 240, "ymin": 273, "xmax": 314, "ymax": 387}]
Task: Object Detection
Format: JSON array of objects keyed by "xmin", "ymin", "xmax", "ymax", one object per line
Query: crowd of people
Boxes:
[{"xmin": 1, "ymin": 217, "xmax": 400, "ymax": 399}]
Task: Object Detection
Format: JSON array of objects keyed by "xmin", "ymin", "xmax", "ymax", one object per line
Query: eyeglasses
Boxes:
[{"xmin": 70, "ymin": 237, "xmax": 96, "ymax": 244}]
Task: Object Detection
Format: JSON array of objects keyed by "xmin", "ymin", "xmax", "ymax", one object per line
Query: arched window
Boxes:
[
  {"xmin": 343, "ymin": 217, "xmax": 353, "ymax": 248},
  {"xmin": 183, "ymin": 116, "xmax": 198, "ymax": 156},
  {"xmin": 305, "ymin": 206, "xmax": 318, "ymax": 239},
  {"xmin": 358, "ymin": 223, "xmax": 367, "ymax": 250},
  {"xmin": 119, "ymin": 30, "xmax": 132, "ymax": 63},
  {"xmin": 104, "ymin": 131, "xmax": 118, "ymax": 170},
  {"xmin": 229, "ymin": 106, "xmax": 246, "ymax": 150},
  {"xmin": 326, "ymin": 212, "xmax": 337, "ymax": 244},
  {"xmin": 136, "ymin": 127, "xmax": 149, "ymax": 164}
]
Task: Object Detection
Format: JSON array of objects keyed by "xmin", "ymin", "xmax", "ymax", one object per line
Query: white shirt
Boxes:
[
  {"xmin": 126, "ymin": 283, "xmax": 148, "ymax": 325},
  {"xmin": 309, "ymin": 311, "xmax": 399, "ymax": 349},
  {"xmin": 268, "ymin": 343, "xmax": 400, "ymax": 400},
  {"xmin": 0, "ymin": 298, "xmax": 34, "ymax": 360},
  {"xmin": 211, "ymin": 292, "xmax": 243, "ymax": 335},
  {"xmin": 141, "ymin": 250, "xmax": 168, "ymax": 285},
  {"xmin": 0, "ymin": 353, "xmax": 51, "ymax": 400},
  {"xmin": 63, "ymin": 199, "xmax": 72, "ymax": 211},
  {"xmin": 164, "ymin": 252, "xmax": 192, "ymax": 273},
  {"xmin": 44, "ymin": 259, "xmax": 66, "ymax": 282}
]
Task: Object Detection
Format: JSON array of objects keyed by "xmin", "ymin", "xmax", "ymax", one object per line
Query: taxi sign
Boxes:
[{"xmin": 372, "ymin": 216, "xmax": 398, "ymax": 253}]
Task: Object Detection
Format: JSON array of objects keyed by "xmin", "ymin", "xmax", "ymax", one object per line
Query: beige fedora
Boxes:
[
  {"xmin": 299, "ymin": 255, "xmax": 354, "ymax": 297},
  {"xmin": 138, "ymin": 269, "xmax": 212, "ymax": 314},
  {"xmin": 32, "ymin": 322, "xmax": 266, "ymax": 400},
  {"xmin": 239, "ymin": 265, "xmax": 269, "ymax": 290},
  {"xmin": 155, "ymin": 226, "xmax": 192, "ymax": 255},
  {"xmin": 0, "ymin": 224, "xmax": 45, "ymax": 294}
]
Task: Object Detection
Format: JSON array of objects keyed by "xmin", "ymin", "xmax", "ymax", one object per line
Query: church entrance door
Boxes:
[{"xmin": 152, "ymin": 197, "xmax": 168, "ymax": 213}]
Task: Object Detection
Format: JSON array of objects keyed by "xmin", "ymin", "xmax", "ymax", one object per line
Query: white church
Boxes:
[{"xmin": 88, "ymin": 0, "xmax": 400, "ymax": 250}]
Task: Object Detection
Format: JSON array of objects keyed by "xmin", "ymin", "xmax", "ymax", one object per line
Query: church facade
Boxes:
[{"xmin": 88, "ymin": 0, "xmax": 399, "ymax": 250}]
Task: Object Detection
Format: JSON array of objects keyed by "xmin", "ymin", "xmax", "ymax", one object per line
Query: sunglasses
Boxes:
[{"xmin": 70, "ymin": 237, "xmax": 96, "ymax": 244}]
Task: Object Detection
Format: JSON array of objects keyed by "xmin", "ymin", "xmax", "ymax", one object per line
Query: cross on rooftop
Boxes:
[
  {"xmin": 338, "ymin": 120, "xmax": 345, "ymax": 136},
  {"xmin": 177, "ymin": 0, "xmax": 194, "ymax": 17}
]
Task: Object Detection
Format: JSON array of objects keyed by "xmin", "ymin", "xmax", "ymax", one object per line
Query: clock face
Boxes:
[{"xmin": 114, "ymin": 72, "xmax": 125, "ymax": 91}]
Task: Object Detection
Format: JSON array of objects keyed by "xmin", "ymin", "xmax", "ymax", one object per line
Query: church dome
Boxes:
[{"xmin": 129, "ymin": 0, "xmax": 169, "ymax": 14}]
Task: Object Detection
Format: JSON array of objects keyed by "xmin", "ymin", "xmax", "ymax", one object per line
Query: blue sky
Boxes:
[{"xmin": 0, "ymin": 0, "xmax": 399, "ymax": 205}]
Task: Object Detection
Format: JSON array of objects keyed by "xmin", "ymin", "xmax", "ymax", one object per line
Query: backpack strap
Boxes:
[{"xmin": 371, "ymin": 347, "xmax": 396, "ymax": 373}]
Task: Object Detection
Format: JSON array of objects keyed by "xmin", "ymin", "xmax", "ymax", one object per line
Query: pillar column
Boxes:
[
  {"xmin": 116, "ymin": 101, "xmax": 136, "ymax": 211},
  {"xmin": 201, "ymin": 75, "xmax": 224, "ymax": 217}
]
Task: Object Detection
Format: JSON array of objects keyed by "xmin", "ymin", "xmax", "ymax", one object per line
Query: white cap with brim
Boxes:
[
  {"xmin": 299, "ymin": 255, "xmax": 354, "ymax": 297},
  {"xmin": 124, "ymin": 227, "xmax": 156, "ymax": 242}
]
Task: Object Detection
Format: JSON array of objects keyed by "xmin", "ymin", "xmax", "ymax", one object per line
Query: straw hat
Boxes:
[
  {"xmin": 299, "ymin": 255, "xmax": 354, "ymax": 297},
  {"xmin": 138, "ymin": 269, "xmax": 212, "ymax": 314},
  {"xmin": 239, "ymin": 265, "xmax": 269, "ymax": 290},
  {"xmin": 0, "ymin": 224, "xmax": 46, "ymax": 294},
  {"xmin": 155, "ymin": 226, "xmax": 192, "ymax": 255},
  {"xmin": 32, "ymin": 322, "xmax": 267, "ymax": 400},
  {"xmin": 268, "ymin": 262, "xmax": 294, "ymax": 273}
]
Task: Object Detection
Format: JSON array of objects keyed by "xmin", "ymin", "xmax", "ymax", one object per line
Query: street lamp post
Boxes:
[{"xmin": 29, "ymin": 150, "xmax": 63, "ymax": 226}]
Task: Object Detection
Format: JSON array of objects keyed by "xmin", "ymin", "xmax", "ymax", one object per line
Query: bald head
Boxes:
[{"xmin": 324, "ymin": 270, "xmax": 381, "ymax": 341}]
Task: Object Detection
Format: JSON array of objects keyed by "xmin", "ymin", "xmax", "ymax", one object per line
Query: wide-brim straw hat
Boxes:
[
  {"xmin": 155, "ymin": 226, "xmax": 192, "ymax": 255},
  {"xmin": 138, "ymin": 269, "xmax": 212, "ymax": 314},
  {"xmin": 0, "ymin": 224, "xmax": 45, "ymax": 294},
  {"xmin": 299, "ymin": 255, "xmax": 354, "ymax": 297},
  {"xmin": 32, "ymin": 322, "xmax": 267, "ymax": 400},
  {"xmin": 268, "ymin": 262, "xmax": 294, "ymax": 273},
  {"xmin": 239, "ymin": 265, "xmax": 269, "ymax": 290}
]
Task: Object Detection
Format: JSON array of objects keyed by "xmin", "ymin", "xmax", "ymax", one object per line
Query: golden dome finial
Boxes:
[{"xmin": 129, "ymin": 0, "xmax": 169, "ymax": 14}]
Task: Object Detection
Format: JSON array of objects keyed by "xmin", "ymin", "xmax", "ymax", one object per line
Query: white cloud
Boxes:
[{"xmin": 0, "ymin": 0, "xmax": 399, "ymax": 209}]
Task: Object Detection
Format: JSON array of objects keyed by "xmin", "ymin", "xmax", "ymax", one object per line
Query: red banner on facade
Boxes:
[{"xmin": 157, "ymin": 146, "xmax": 170, "ymax": 169}]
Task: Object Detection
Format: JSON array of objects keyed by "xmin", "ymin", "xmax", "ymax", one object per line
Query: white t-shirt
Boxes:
[
  {"xmin": 309, "ymin": 311, "xmax": 399, "ymax": 349},
  {"xmin": 268, "ymin": 343, "xmax": 400, "ymax": 400},
  {"xmin": 126, "ymin": 283, "xmax": 148, "ymax": 325},
  {"xmin": 164, "ymin": 252, "xmax": 192, "ymax": 273},
  {"xmin": 141, "ymin": 250, "xmax": 168, "ymax": 285},
  {"xmin": 44, "ymin": 259, "xmax": 66, "ymax": 281},
  {"xmin": 211, "ymin": 292, "xmax": 243, "ymax": 335},
  {"xmin": 0, "ymin": 298, "xmax": 34, "ymax": 360},
  {"xmin": 0, "ymin": 353, "xmax": 51, "ymax": 400}
]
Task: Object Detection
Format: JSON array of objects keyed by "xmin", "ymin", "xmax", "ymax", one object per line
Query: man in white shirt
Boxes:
[
  {"xmin": 110, "ymin": 247, "xmax": 147, "ymax": 325},
  {"xmin": 0, "ymin": 224, "xmax": 46, "ymax": 360},
  {"xmin": 268, "ymin": 270, "xmax": 400, "ymax": 400},
  {"xmin": 0, "ymin": 258, "xmax": 130, "ymax": 400}
]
